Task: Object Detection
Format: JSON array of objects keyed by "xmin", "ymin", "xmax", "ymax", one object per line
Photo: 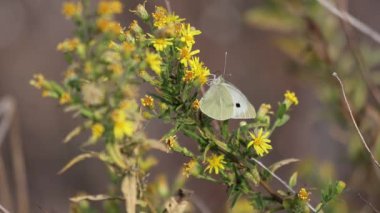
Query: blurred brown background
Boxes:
[{"xmin": 0, "ymin": 0, "xmax": 379, "ymax": 212}]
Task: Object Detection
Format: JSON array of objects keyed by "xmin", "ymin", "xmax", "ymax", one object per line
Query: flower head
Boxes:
[
  {"xmin": 151, "ymin": 37, "xmax": 173, "ymax": 52},
  {"xmin": 91, "ymin": 123, "xmax": 105, "ymax": 141},
  {"xmin": 141, "ymin": 95, "xmax": 154, "ymax": 108},
  {"xmin": 59, "ymin": 92, "xmax": 72, "ymax": 105},
  {"xmin": 192, "ymin": 99, "xmax": 200, "ymax": 110},
  {"xmin": 182, "ymin": 70, "xmax": 195, "ymax": 83},
  {"xmin": 98, "ymin": 0, "xmax": 122, "ymax": 15},
  {"xmin": 247, "ymin": 129, "xmax": 272, "ymax": 157},
  {"xmin": 97, "ymin": 19, "xmax": 122, "ymax": 34},
  {"xmin": 180, "ymin": 24, "xmax": 201, "ymax": 47},
  {"xmin": 183, "ymin": 160, "xmax": 197, "ymax": 177},
  {"xmin": 62, "ymin": 2, "xmax": 82, "ymax": 18},
  {"xmin": 146, "ymin": 52, "xmax": 162, "ymax": 75},
  {"xmin": 112, "ymin": 109, "xmax": 136, "ymax": 139},
  {"xmin": 205, "ymin": 154, "xmax": 226, "ymax": 174},
  {"xmin": 178, "ymin": 46, "xmax": 200, "ymax": 67},
  {"xmin": 297, "ymin": 188, "xmax": 311, "ymax": 201},
  {"xmin": 284, "ymin": 90, "xmax": 299, "ymax": 106},
  {"xmin": 57, "ymin": 38, "xmax": 80, "ymax": 52},
  {"xmin": 30, "ymin": 74, "xmax": 46, "ymax": 89},
  {"xmin": 189, "ymin": 57, "xmax": 210, "ymax": 85}
]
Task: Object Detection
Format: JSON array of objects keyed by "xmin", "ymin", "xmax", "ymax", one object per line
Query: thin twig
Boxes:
[
  {"xmin": 0, "ymin": 204, "xmax": 10, "ymax": 213},
  {"xmin": 358, "ymin": 193, "xmax": 380, "ymax": 213},
  {"xmin": 250, "ymin": 158, "xmax": 317, "ymax": 213},
  {"xmin": 316, "ymin": 0, "xmax": 380, "ymax": 45},
  {"xmin": 332, "ymin": 72, "xmax": 380, "ymax": 169}
]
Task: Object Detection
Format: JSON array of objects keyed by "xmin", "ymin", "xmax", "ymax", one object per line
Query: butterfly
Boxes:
[{"xmin": 199, "ymin": 75, "xmax": 256, "ymax": 121}]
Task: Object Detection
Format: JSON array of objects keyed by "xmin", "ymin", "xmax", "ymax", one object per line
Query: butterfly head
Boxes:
[{"xmin": 207, "ymin": 75, "xmax": 224, "ymax": 86}]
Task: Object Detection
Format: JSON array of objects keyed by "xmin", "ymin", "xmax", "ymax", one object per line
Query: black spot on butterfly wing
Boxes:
[{"xmin": 235, "ymin": 103, "xmax": 241, "ymax": 108}]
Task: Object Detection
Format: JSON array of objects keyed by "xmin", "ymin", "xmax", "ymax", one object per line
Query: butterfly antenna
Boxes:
[{"xmin": 223, "ymin": 51, "xmax": 228, "ymax": 76}]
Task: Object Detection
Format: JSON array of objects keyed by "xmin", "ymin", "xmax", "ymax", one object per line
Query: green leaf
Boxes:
[{"xmin": 288, "ymin": 172, "xmax": 298, "ymax": 188}]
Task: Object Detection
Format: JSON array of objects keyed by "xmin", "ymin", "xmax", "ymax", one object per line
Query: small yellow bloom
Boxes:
[
  {"xmin": 141, "ymin": 95, "xmax": 154, "ymax": 108},
  {"xmin": 122, "ymin": 41, "xmax": 136, "ymax": 54},
  {"xmin": 297, "ymin": 188, "xmax": 311, "ymax": 201},
  {"xmin": 257, "ymin": 103, "xmax": 273, "ymax": 117},
  {"xmin": 152, "ymin": 6, "xmax": 168, "ymax": 28},
  {"xmin": 42, "ymin": 90, "xmax": 50, "ymax": 97},
  {"xmin": 247, "ymin": 129, "xmax": 272, "ymax": 157},
  {"xmin": 62, "ymin": 2, "xmax": 82, "ymax": 18},
  {"xmin": 112, "ymin": 109, "xmax": 135, "ymax": 139},
  {"xmin": 178, "ymin": 46, "xmax": 200, "ymax": 67},
  {"xmin": 182, "ymin": 70, "xmax": 195, "ymax": 83},
  {"xmin": 91, "ymin": 123, "xmax": 105, "ymax": 141},
  {"xmin": 183, "ymin": 160, "xmax": 196, "ymax": 177},
  {"xmin": 165, "ymin": 135, "xmax": 177, "ymax": 149},
  {"xmin": 146, "ymin": 52, "xmax": 162, "ymax": 75},
  {"xmin": 151, "ymin": 37, "xmax": 173, "ymax": 52},
  {"xmin": 57, "ymin": 38, "xmax": 80, "ymax": 52},
  {"xmin": 284, "ymin": 90, "xmax": 299, "ymax": 106},
  {"xmin": 64, "ymin": 69, "xmax": 76, "ymax": 80},
  {"xmin": 205, "ymin": 154, "xmax": 226, "ymax": 174},
  {"xmin": 189, "ymin": 57, "xmax": 210, "ymax": 85},
  {"xmin": 96, "ymin": 19, "xmax": 122, "ymax": 34},
  {"xmin": 180, "ymin": 24, "xmax": 201, "ymax": 47},
  {"xmin": 98, "ymin": 0, "xmax": 122, "ymax": 15},
  {"xmin": 59, "ymin": 92, "xmax": 72, "ymax": 105},
  {"xmin": 192, "ymin": 99, "xmax": 200, "ymax": 110},
  {"xmin": 129, "ymin": 20, "xmax": 143, "ymax": 34},
  {"xmin": 30, "ymin": 74, "xmax": 46, "ymax": 89},
  {"xmin": 108, "ymin": 63, "xmax": 123, "ymax": 75}
]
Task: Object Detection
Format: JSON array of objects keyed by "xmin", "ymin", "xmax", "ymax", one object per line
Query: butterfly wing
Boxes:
[
  {"xmin": 221, "ymin": 82, "xmax": 256, "ymax": 119},
  {"xmin": 200, "ymin": 84, "xmax": 234, "ymax": 120}
]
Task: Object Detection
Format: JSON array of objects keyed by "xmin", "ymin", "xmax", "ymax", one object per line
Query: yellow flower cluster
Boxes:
[
  {"xmin": 57, "ymin": 38, "xmax": 80, "ymax": 52},
  {"xmin": 97, "ymin": 19, "xmax": 122, "ymax": 34},
  {"xmin": 30, "ymin": 74, "xmax": 46, "ymax": 89},
  {"xmin": 141, "ymin": 95, "xmax": 154, "ymax": 108},
  {"xmin": 284, "ymin": 90, "xmax": 299, "ymax": 106},
  {"xmin": 62, "ymin": 2, "xmax": 82, "ymax": 18},
  {"xmin": 112, "ymin": 109, "xmax": 136, "ymax": 140},
  {"xmin": 98, "ymin": 0, "xmax": 122, "ymax": 15},
  {"xmin": 297, "ymin": 188, "xmax": 310, "ymax": 201}
]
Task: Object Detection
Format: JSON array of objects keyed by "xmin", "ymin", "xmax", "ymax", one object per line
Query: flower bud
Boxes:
[{"xmin": 135, "ymin": 4, "xmax": 149, "ymax": 21}]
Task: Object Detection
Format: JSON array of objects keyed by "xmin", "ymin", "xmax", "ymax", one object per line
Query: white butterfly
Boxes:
[{"xmin": 199, "ymin": 75, "xmax": 256, "ymax": 121}]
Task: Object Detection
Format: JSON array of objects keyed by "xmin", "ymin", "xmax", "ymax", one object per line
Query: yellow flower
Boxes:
[
  {"xmin": 59, "ymin": 92, "xmax": 72, "ymax": 105},
  {"xmin": 91, "ymin": 123, "xmax": 105, "ymax": 141},
  {"xmin": 183, "ymin": 160, "xmax": 196, "ymax": 177},
  {"xmin": 165, "ymin": 135, "xmax": 177, "ymax": 149},
  {"xmin": 152, "ymin": 6, "xmax": 183, "ymax": 29},
  {"xmin": 180, "ymin": 24, "xmax": 201, "ymax": 47},
  {"xmin": 257, "ymin": 103, "xmax": 273, "ymax": 117},
  {"xmin": 62, "ymin": 2, "xmax": 82, "ymax": 18},
  {"xmin": 108, "ymin": 63, "xmax": 123, "ymax": 75},
  {"xmin": 247, "ymin": 129, "xmax": 272, "ymax": 157},
  {"xmin": 98, "ymin": 0, "xmax": 122, "ymax": 15},
  {"xmin": 178, "ymin": 46, "xmax": 200, "ymax": 67},
  {"xmin": 182, "ymin": 70, "xmax": 195, "ymax": 83},
  {"xmin": 151, "ymin": 37, "xmax": 173, "ymax": 52},
  {"xmin": 129, "ymin": 20, "xmax": 143, "ymax": 34},
  {"xmin": 146, "ymin": 52, "xmax": 162, "ymax": 75},
  {"xmin": 96, "ymin": 19, "xmax": 122, "ymax": 34},
  {"xmin": 64, "ymin": 69, "xmax": 76, "ymax": 80},
  {"xmin": 57, "ymin": 38, "xmax": 80, "ymax": 52},
  {"xmin": 30, "ymin": 74, "xmax": 46, "ymax": 89},
  {"xmin": 284, "ymin": 90, "xmax": 299, "ymax": 106},
  {"xmin": 189, "ymin": 57, "xmax": 210, "ymax": 85},
  {"xmin": 112, "ymin": 109, "xmax": 135, "ymax": 139},
  {"xmin": 141, "ymin": 95, "xmax": 154, "ymax": 108},
  {"xmin": 297, "ymin": 188, "xmax": 310, "ymax": 201},
  {"xmin": 122, "ymin": 41, "xmax": 136, "ymax": 55},
  {"xmin": 192, "ymin": 99, "xmax": 200, "ymax": 110},
  {"xmin": 205, "ymin": 154, "xmax": 226, "ymax": 174}
]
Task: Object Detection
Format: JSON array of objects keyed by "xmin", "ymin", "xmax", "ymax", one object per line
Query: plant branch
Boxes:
[
  {"xmin": 0, "ymin": 204, "xmax": 10, "ymax": 213},
  {"xmin": 332, "ymin": 72, "xmax": 380, "ymax": 169},
  {"xmin": 316, "ymin": 0, "xmax": 380, "ymax": 45},
  {"xmin": 357, "ymin": 193, "xmax": 380, "ymax": 213}
]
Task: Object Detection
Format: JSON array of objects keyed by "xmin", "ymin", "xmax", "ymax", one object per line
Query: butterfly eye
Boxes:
[{"xmin": 235, "ymin": 103, "xmax": 241, "ymax": 108}]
